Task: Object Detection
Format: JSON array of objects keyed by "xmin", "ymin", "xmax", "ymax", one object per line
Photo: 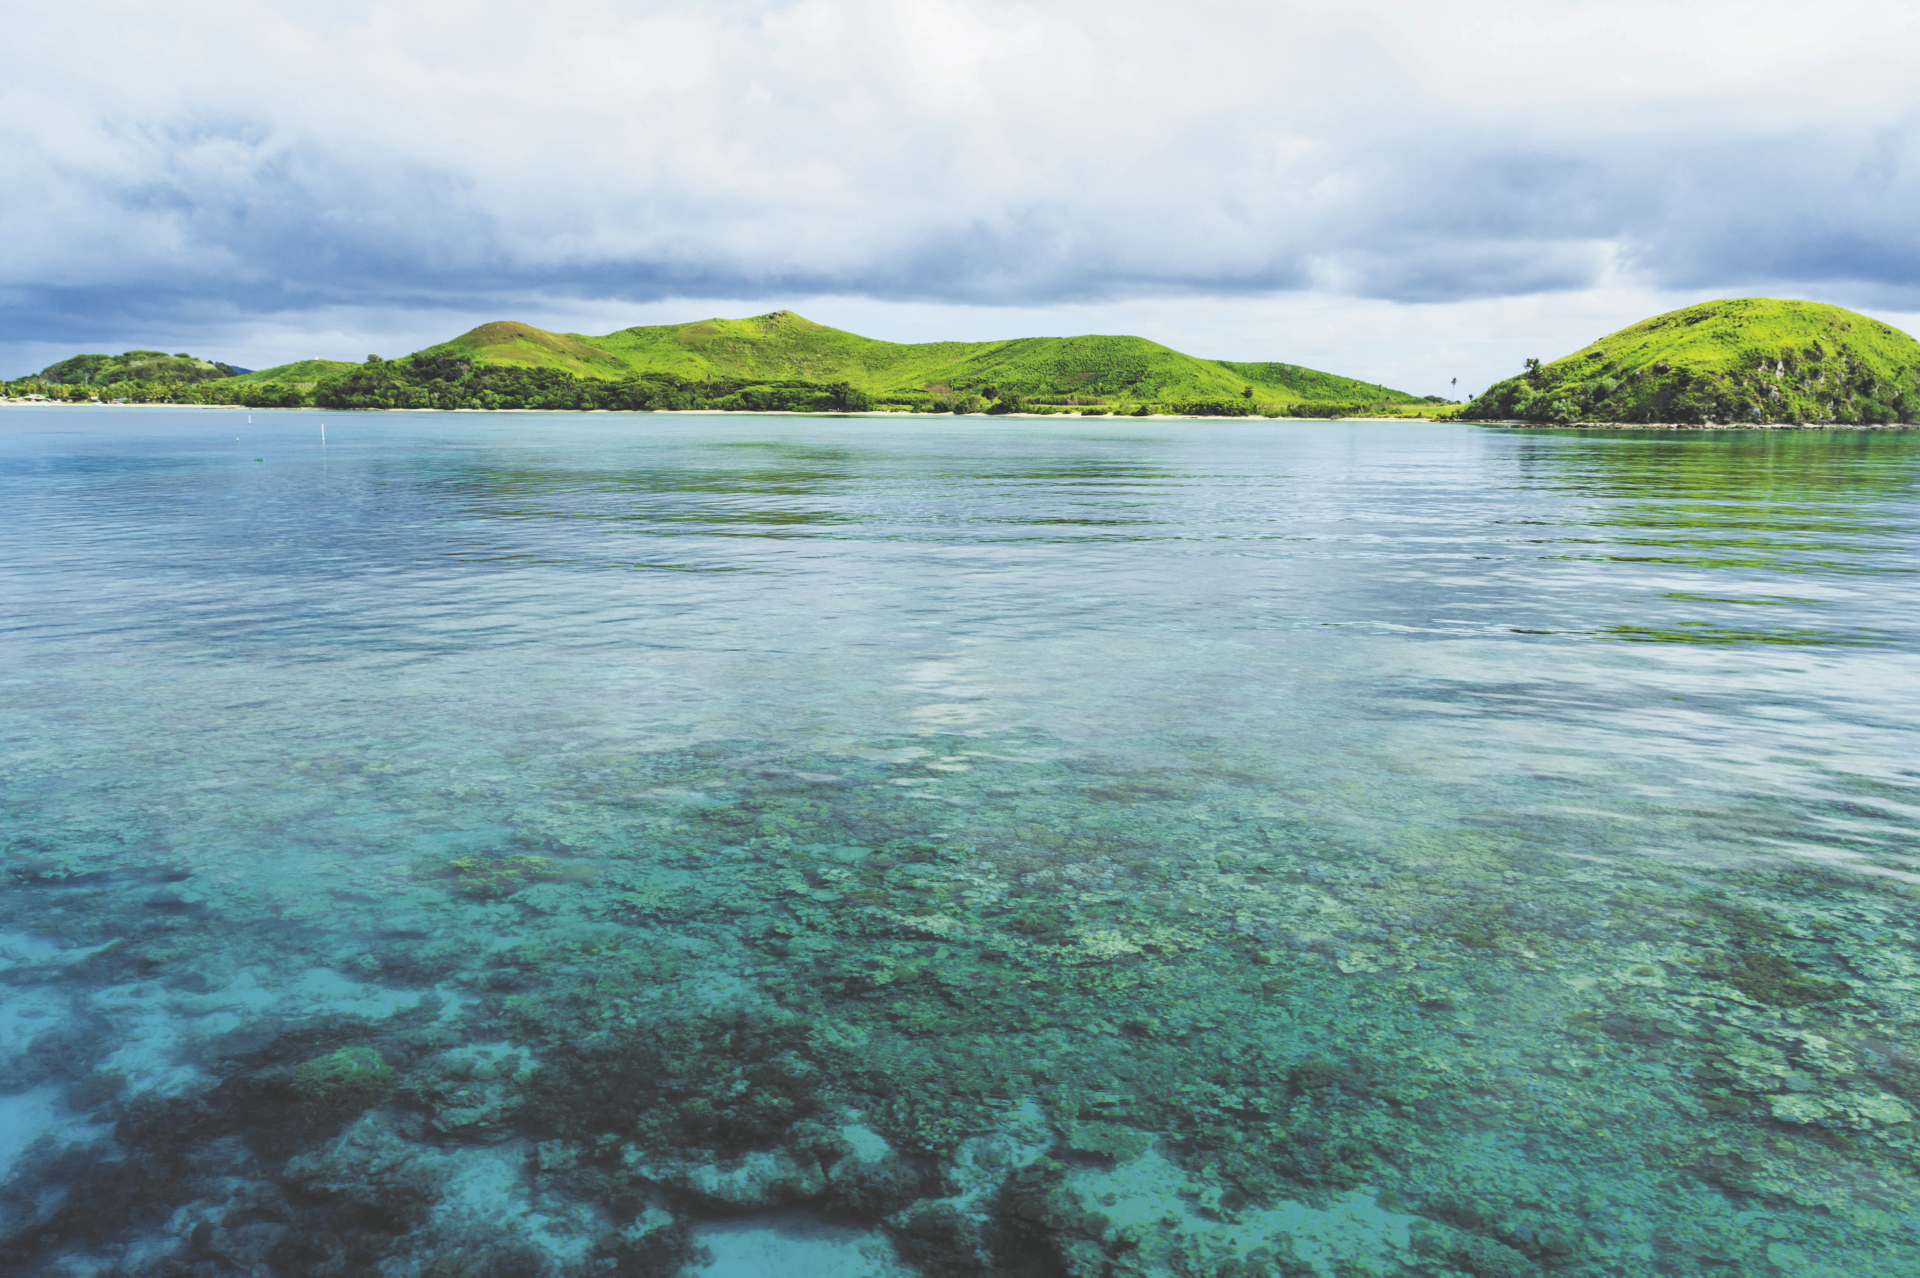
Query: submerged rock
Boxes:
[{"xmin": 625, "ymin": 1146, "xmax": 828, "ymax": 1210}]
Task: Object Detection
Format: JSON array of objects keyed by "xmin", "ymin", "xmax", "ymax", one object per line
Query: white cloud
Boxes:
[{"xmin": 4, "ymin": 0, "xmax": 1919, "ymax": 384}]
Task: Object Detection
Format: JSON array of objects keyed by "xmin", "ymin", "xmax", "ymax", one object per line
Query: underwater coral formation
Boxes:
[
  {"xmin": 4, "ymin": 417, "xmax": 1919, "ymax": 1277},
  {"xmin": 4, "ymin": 731, "xmax": 1917, "ymax": 1275},
  {"xmin": 289, "ymin": 1047, "xmax": 398, "ymax": 1118}
]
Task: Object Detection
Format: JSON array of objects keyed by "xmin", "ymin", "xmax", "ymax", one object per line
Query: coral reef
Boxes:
[
  {"xmin": 289, "ymin": 1046, "xmax": 398, "ymax": 1119},
  {"xmin": 7, "ymin": 729, "xmax": 1917, "ymax": 1276}
]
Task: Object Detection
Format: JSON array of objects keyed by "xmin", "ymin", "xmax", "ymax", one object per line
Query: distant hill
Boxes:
[
  {"xmin": 1463, "ymin": 298, "xmax": 1920, "ymax": 424},
  {"xmin": 9, "ymin": 315, "xmax": 1426, "ymax": 415},
  {"xmin": 230, "ymin": 359, "xmax": 360, "ymax": 390},
  {"xmin": 1214, "ymin": 359, "xmax": 1409, "ymax": 404},
  {"xmin": 31, "ymin": 350, "xmax": 244, "ymax": 386},
  {"xmin": 417, "ymin": 311, "xmax": 1419, "ymax": 407}
]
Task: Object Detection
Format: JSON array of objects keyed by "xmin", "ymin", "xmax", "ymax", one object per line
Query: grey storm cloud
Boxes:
[{"xmin": 4, "ymin": 0, "xmax": 1919, "ymax": 347}]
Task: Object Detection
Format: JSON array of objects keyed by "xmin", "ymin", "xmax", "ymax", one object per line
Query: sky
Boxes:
[{"xmin": 5, "ymin": 0, "xmax": 1920, "ymax": 396}]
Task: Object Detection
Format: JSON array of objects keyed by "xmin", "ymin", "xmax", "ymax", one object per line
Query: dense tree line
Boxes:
[
  {"xmin": 0, "ymin": 377, "xmax": 308, "ymax": 407},
  {"xmin": 306, "ymin": 356, "xmax": 1388, "ymax": 416},
  {"xmin": 309, "ymin": 354, "xmax": 878, "ymax": 413}
]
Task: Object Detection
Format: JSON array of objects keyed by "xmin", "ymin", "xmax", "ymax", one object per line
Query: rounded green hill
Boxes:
[
  {"xmin": 1464, "ymin": 298, "xmax": 1920, "ymax": 425},
  {"xmin": 418, "ymin": 310, "xmax": 1421, "ymax": 409},
  {"xmin": 229, "ymin": 358, "xmax": 360, "ymax": 391},
  {"xmin": 33, "ymin": 350, "xmax": 242, "ymax": 387}
]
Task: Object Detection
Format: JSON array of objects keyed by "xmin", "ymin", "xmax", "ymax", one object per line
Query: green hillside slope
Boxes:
[
  {"xmin": 425, "ymin": 321, "xmax": 632, "ymax": 379},
  {"xmin": 229, "ymin": 359, "xmax": 359, "ymax": 389},
  {"xmin": 31, "ymin": 350, "xmax": 243, "ymax": 386},
  {"xmin": 418, "ymin": 310, "xmax": 1416, "ymax": 407},
  {"xmin": 1215, "ymin": 359, "xmax": 1415, "ymax": 404},
  {"xmin": 1463, "ymin": 298, "xmax": 1920, "ymax": 425}
]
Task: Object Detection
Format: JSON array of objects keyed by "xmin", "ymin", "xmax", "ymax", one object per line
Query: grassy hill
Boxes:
[
  {"xmin": 229, "ymin": 359, "xmax": 360, "ymax": 390},
  {"xmin": 1463, "ymin": 298, "xmax": 1920, "ymax": 425},
  {"xmin": 30, "ymin": 350, "xmax": 244, "ymax": 386},
  {"xmin": 10, "ymin": 313, "xmax": 1427, "ymax": 415},
  {"xmin": 420, "ymin": 321, "xmax": 632, "ymax": 380},
  {"xmin": 1215, "ymin": 359, "xmax": 1410, "ymax": 404},
  {"xmin": 417, "ymin": 310, "xmax": 1420, "ymax": 408}
]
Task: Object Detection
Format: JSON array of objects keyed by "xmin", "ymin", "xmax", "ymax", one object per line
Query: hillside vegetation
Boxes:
[
  {"xmin": 8, "ymin": 313, "xmax": 1434, "ymax": 416},
  {"xmin": 33, "ymin": 350, "xmax": 245, "ymax": 386},
  {"xmin": 1214, "ymin": 359, "xmax": 1405, "ymax": 404},
  {"xmin": 1463, "ymin": 298, "xmax": 1920, "ymax": 425},
  {"xmin": 420, "ymin": 310, "xmax": 1425, "ymax": 411},
  {"xmin": 230, "ymin": 359, "xmax": 359, "ymax": 390}
]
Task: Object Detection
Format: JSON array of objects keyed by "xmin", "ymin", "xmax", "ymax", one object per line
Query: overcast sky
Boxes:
[{"xmin": 5, "ymin": 0, "xmax": 1919, "ymax": 395}]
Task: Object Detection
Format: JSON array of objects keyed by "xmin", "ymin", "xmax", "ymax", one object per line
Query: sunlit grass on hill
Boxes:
[
  {"xmin": 423, "ymin": 321, "xmax": 631, "ymax": 380},
  {"xmin": 230, "ymin": 359, "xmax": 360, "ymax": 390},
  {"xmin": 422, "ymin": 310, "xmax": 1427, "ymax": 411}
]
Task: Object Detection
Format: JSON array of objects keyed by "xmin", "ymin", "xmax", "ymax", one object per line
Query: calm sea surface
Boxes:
[{"xmin": 2, "ymin": 408, "xmax": 1918, "ymax": 1276}]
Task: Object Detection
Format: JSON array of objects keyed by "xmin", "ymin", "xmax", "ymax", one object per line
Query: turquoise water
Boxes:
[{"xmin": 2, "ymin": 407, "xmax": 1918, "ymax": 1276}]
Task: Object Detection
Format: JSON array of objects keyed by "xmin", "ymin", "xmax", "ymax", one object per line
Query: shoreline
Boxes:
[
  {"xmin": 13, "ymin": 400, "xmax": 1918, "ymax": 428},
  {"xmin": 0, "ymin": 400, "xmax": 1442, "ymax": 422}
]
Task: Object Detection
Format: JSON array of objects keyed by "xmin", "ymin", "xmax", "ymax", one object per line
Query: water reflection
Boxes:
[{"xmin": 1598, "ymin": 622, "xmax": 1890, "ymax": 646}]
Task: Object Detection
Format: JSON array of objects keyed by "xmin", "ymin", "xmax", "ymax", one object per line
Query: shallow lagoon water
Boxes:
[{"xmin": 2, "ymin": 407, "xmax": 1918, "ymax": 1276}]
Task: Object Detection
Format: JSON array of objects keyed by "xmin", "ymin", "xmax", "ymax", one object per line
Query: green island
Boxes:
[
  {"xmin": 11, "ymin": 298, "xmax": 1919, "ymax": 425},
  {"xmin": 1463, "ymin": 298, "xmax": 1920, "ymax": 426},
  {"xmin": 1, "ymin": 311, "xmax": 1437, "ymax": 418}
]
